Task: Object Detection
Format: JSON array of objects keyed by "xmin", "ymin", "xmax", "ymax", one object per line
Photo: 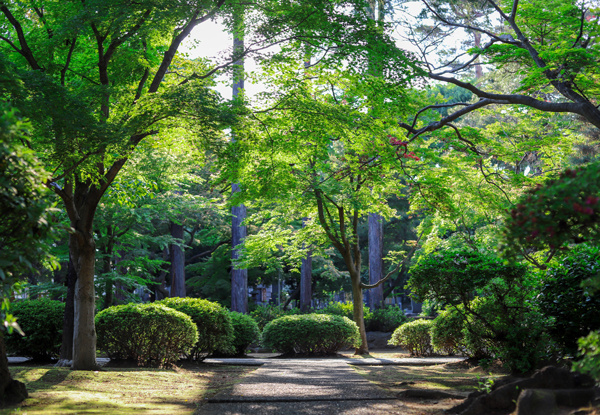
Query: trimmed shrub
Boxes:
[
  {"xmin": 262, "ymin": 314, "xmax": 360, "ymax": 355},
  {"xmin": 4, "ymin": 299, "xmax": 64, "ymax": 360},
  {"xmin": 389, "ymin": 319, "xmax": 434, "ymax": 356},
  {"xmin": 431, "ymin": 304, "xmax": 492, "ymax": 358},
  {"xmin": 431, "ymin": 307, "xmax": 465, "ymax": 356},
  {"xmin": 159, "ymin": 297, "xmax": 234, "ymax": 360},
  {"xmin": 217, "ymin": 312, "xmax": 261, "ymax": 356},
  {"xmin": 95, "ymin": 303, "xmax": 198, "ymax": 367},
  {"xmin": 367, "ymin": 305, "xmax": 408, "ymax": 332}
]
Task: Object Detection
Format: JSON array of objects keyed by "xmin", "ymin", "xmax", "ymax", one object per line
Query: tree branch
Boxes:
[
  {"xmin": 361, "ymin": 231, "xmax": 423, "ymax": 289},
  {"xmin": 148, "ymin": 1, "xmax": 227, "ymax": 93},
  {"xmin": 0, "ymin": 4, "xmax": 43, "ymax": 70}
]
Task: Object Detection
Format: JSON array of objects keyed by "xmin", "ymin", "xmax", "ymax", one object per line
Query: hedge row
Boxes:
[{"xmin": 6, "ymin": 299, "xmax": 399, "ymax": 363}]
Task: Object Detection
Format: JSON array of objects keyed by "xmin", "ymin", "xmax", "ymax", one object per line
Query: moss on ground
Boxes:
[
  {"xmin": 1, "ymin": 364, "xmax": 255, "ymax": 414},
  {"xmin": 353, "ymin": 364, "xmax": 504, "ymax": 393}
]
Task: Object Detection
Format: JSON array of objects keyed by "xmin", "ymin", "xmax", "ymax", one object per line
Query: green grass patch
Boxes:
[
  {"xmin": 352, "ymin": 364, "xmax": 505, "ymax": 395},
  {"xmin": 2, "ymin": 364, "xmax": 255, "ymax": 414}
]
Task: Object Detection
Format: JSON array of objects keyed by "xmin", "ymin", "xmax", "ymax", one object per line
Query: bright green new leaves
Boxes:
[
  {"xmin": 0, "ymin": 107, "xmax": 58, "ymax": 285},
  {"xmin": 477, "ymin": 0, "xmax": 600, "ymax": 96}
]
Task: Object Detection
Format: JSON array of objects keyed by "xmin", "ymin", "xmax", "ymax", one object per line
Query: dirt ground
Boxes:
[
  {"xmin": 350, "ymin": 361, "xmax": 509, "ymax": 414},
  {"xmin": 1, "ymin": 363, "xmax": 256, "ymax": 414}
]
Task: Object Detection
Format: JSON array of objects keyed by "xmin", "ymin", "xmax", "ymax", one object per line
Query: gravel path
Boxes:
[{"xmin": 199, "ymin": 356, "xmax": 466, "ymax": 414}]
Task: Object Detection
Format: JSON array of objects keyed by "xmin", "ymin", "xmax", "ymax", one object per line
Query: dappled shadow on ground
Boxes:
[
  {"xmin": 353, "ymin": 364, "xmax": 503, "ymax": 393},
  {"xmin": 2, "ymin": 364, "xmax": 256, "ymax": 414}
]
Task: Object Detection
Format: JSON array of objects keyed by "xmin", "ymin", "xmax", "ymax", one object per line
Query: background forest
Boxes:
[{"xmin": 2, "ymin": 0, "xmax": 600, "ymax": 382}]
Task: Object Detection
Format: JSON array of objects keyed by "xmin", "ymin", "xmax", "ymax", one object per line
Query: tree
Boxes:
[
  {"xmin": 231, "ymin": 5, "xmax": 248, "ymax": 314},
  {"xmin": 0, "ymin": 106, "xmax": 57, "ymax": 405},
  {"xmin": 0, "ymin": 0, "xmax": 236, "ymax": 369},
  {"xmin": 397, "ymin": 0, "xmax": 600, "ymax": 141},
  {"xmin": 222, "ymin": 38, "xmax": 416, "ymax": 351}
]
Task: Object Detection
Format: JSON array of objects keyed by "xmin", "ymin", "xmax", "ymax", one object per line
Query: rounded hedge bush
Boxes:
[
  {"xmin": 228, "ymin": 312, "xmax": 260, "ymax": 356},
  {"xmin": 4, "ymin": 299, "xmax": 64, "ymax": 360},
  {"xmin": 215, "ymin": 312, "xmax": 261, "ymax": 356},
  {"xmin": 431, "ymin": 308, "xmax": 464, "ymax": 356},
  {"xmin": 159, "ymin": 297, "xmax": 234, "ymax": 360},
  {"xmin": 389, "ymin": 319, "xmax": 434, "ymax": 356},
  {"xmin": 262, "ymin": 314, "xmax": 360, "ymax": 355},
  {"xmin": 96, "ymin": 303, "xmax": 198, "ymax": 367}
]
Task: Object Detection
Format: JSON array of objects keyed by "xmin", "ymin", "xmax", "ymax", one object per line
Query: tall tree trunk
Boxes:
[
  {"xmin": 300, "ymin": 252, "xmax": 312, "ymax": 312},
  {"xmin": 368, "ymin": 213, "xmax": 384, "ymax": 309},
  {"xmin": 71, "ymin": 226, "xmax": 98, "ymax": 370},
  {"xmin": 0, "ymin": 333, "xmax": 27, "ymax": 406},
  {"xmin": 231, "ymin": 191, "xmax": 248, "ymax": 313},
  {"xmin": 300, "ymin": 218, "xmax": 312, "ymax": 312},
  {"xmin": 57, "ymin": 255, "xmax": 76, "ymax": 366},
  {"xmin": 230, "ymin": 7, "xmax": 248, "ymax": 314},
  {"xmin": 169, "ymin": 222, "xmax": 186, "ymax": 298}
]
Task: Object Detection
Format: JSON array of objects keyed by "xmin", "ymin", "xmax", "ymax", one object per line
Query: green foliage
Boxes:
[
  {"xmin": 220, "ymin": 312, "xmax": 261, "ymax": 357},
  {"xmin": 317, "ymin": 302, "xmax": 373, "ymax": 325},
  {"xmin": 158, "ymin": 297, "xmax": 233, "ymax": 361},
  {"xmin": 0, "ymin": 106, "xmax": 57, "ymax": 292},
  {"xmin": 389, "ymin": 319, "xmax": 434, "ymax": 356},
  {"xmin": 367, "ymin": 305, "xmax": 408, "ymax": 332},
  {"xmin": 408, "ymin": 250, "xmax": 547, "ymax": 372},
  {"xmin": 261, "ymin": 314, "xmax": 360, "ymax": 355},
  {"xmin": 431, "ymin": 307, "xmax": 465, "ymax": 356},
  {"xmin": 250, "ymin": 305, "xmax": 302, "ymax": 331},
  {"xmin": 420, "ymin": 299, "xmax": 443, "ymax": 317},
  {"xmin": 536, "ymin": 245, "xmax": 600, "ymax": 355},
  {"xmin": 95, "ymin": 303, "xmax": 198, "ymax": 368},
  {"xmin": 502, "ymin": 162, "xmax": 600, "ymax": 254},
  {"xmin": 4, "ymin": 299, "xmax": 64, "ymax": 360},
  {"xmin": 574, "ymin": 330, "xmax": 600, "ymax": 382},
  {"xmin": 407, "ymin": 250, "xmax": 530, "ymax": 305}
]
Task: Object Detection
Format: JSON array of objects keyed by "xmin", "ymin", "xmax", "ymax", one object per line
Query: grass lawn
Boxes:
[{"xmin": 1, "ymin": 363, "xmax": 256, "ymax": 414}]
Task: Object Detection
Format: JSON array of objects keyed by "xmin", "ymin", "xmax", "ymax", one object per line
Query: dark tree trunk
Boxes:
[
  {"xmin": 300, "ymin": 252, "xmax": 312, "ymax": 312},
  {"xmin": 0, "ymin": 333, "xmax": 27, "ymax": 406},
  {"xmin": 230, "ymin": 9, "xmax": 248, "ymax": 314},
  {"xmin": 300, "ymin": 218, "xmax": 312, "ymax": 312},
  {"xmin": 169, "ymin": 222, "xmax": 186, "ymax": 298},
  {"xmin": 71, "ymin": 228, "xmax": 98, "ymax": 370},
  {"xmin": 231, "ymin": 191, "xmax": 248, "ymax": 313},
  {"xmin": 57, "ymin": 254, "xmax": 76, "ymax": 365},
  {"xmin": 368, "ymin": 213, "xmax": 384, "ymax": 309}
]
